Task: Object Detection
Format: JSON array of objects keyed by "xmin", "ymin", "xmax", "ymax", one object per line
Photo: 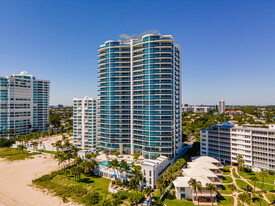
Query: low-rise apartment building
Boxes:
[
  {"xmin": 173, "ymin": 156, "xmax": 223, "ymax": 205},
  {"xmin": 182, "ymin": 104, "xmax": 210, "ymax": 113},
  {"xmin": 142, "ymin": 155, "xmax": 171, "ymax": 188},
  {"xmin": 201, "ymin": 122, "xmax": 275, "ymax": 171}
]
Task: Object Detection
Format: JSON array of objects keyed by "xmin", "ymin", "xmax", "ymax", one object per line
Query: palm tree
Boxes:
[
  {"xmin": 250, "ymin": 176, "xmax": 259, "ymax": 192},
  {"xmin": 143, "ymin": 187, "xmax": 153, "ymax": 205},
  {"xmin": 205, "ymin": 183, "xmax": 217, "ymax": 206},
  {"xmin": 258, "ymin": 193, "xmax": 263, "ymax": 206},
  {"xmin": 239, "ymin": 193, "xmax": 246, "ymax": 206},
  {"xmin": 30, "ymin": 141, "xmax": 38, "ymax": 151},
  {"xmin": 259, "ymin": 169, "xmax": 268, "ymax": 191},
  {"xmin": 74, "ymin": 157, "xmax": 83, "ymax": 166},
  {"xmin": 75, "ymin": 166, "xmax": 83, "ymax": 181},
  {"xmin": 156, "ymin": 178, "xmax": 165, "ymax": 194},
  {"xmin": 54, "ymin": 151, "xmax": 66, "ymax": 170},
  {"xmin": 163, "ymin": 171, "xmax": 173, "ymax": 184},
  {"xmin": 66, "ymin": 152, "xmax": 73, "ymax": 167},
  {"xmin": 108, "ymin": 159, "xmax": 119, "ymax": 179},
  {"xmin": 17, "ymin": 144, "xmax": 26, "ymax": 153},
  {"xmin": 239, "ymin": 193, "xmax": 251, "ymax": 206},
  {"xmin": 90, "ymin": 159, "xmax": 98, "ymax": 176},
  {"xmin": 120, "ymin": 160, "xmax": 129, "ymax": 181},
  {"xmin": 228, "ymin": 184, "xmax": 237, "ymax": 206},
  {"xmin": 188, "ymin": 178, "xmax": 202, "ymax": 206},
  {"xmin": 236, "ymin": 154, "xmax": 244, "ymax": 177}
]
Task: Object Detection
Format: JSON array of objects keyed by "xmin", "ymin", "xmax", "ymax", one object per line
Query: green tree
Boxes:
[
  {"xmin": 205, "ymin": 183, "xmax": 217, "ymax": 206},
  {"xmin": 49, "ymin": 113, "xmax": 61, "ymax": 129},
  {"xmin": 249, "ymin": 176, "xmax": 259, "ymax": 192},
  {"xmin": 30, "ymin": 141, "xmax": 38, "ymax": 151},
  {"xmin": 113, "ymin": 151, "xmax": 120, "ymax": 157},
  {"xmin": 133, "ymin": 153, "xmax": 140, "ymax": 160},
  {"xmin": 85, "ymin": 153, "xmax": 92, "ymax": 160},
  {"xmin": 188, "ymin": 178, "xmax": 202, "ymax": 206},
  {"xmin": 237, "ymin": 154, "xmax": 245, "ymax": 177},
  {"xmin": 228, "ymin": 184, "xmax": 237, "ymax": 206},
  {"xmin": 259, "ymin": 169, "xmax": 268, "ymax": 191}
]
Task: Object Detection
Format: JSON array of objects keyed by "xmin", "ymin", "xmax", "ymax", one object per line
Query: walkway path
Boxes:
[{"xmin": 231, "ymin": 166, "xmax": 271, "ymax": 205}]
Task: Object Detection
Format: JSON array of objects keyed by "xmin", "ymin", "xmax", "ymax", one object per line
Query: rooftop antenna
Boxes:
[{"xmin": 119, "ymin": 30, "xmax": 159, "ymax": 40}]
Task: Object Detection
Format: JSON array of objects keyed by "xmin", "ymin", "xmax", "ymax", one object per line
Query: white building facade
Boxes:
[
  {"xmin": 141, "ymin": 155, "xmax": 171, "ymax": 188},
  {"xmin": 182, "ymin": 104, "xmax": 210, "ymax": 113},
  {"xmin": 0, "ymin": 71, "xmax": 50, "ymax": 138},
  {"xmin": 173, "ymin": 156, "xmax": 223, "ymax": 205},
  {"xmin": 201, "ymin": 122, "xmax": 275, "ymax": 171},
  {"xmin": 73, "ymin": 97, "xmax": 98, "ymax": 150}
]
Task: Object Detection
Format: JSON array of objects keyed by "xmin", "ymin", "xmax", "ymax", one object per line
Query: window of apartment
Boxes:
[
  {"xmin": 149, "ymin": 178, "xmax": 151, "ymax": 184},
  {"xmin": 149, "ymin": 170, "xmax": 152, "ymax": 177},
  {"xmin": 181, "ymin": 194, "xmax": 185, "ymax": 199},
  {"xmin": 180, "ymin": 188, "xmax": 185, "ymax": 192},
  {"xmin": 144, "ymin": 170, "xmax": 146, "ymax": 176}
]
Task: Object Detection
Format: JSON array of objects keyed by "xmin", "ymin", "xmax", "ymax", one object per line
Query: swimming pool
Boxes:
[{"xmin": 98, "ymin": 161, "xmax": 131, "ymax": 167}]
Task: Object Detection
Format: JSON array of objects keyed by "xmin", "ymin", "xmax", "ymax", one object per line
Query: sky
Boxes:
[{"xmin": 0, "ymin": 0, "xmax": 274, "ymax": 106}]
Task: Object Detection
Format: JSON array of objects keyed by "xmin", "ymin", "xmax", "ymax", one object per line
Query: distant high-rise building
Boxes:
[
  {"xmin": 218, "ymin": 100, "xmax": 225, "ymax": 114},
  {"xmin": 73, "ymin": 97, "xmax": 98, "ymax": 150},
  {"xmin": 98, "ymin": 33, "xmax": 182, "ymax": 159},
  {"xmin": 0, "ymin": 71, "xmax": 50, "ymax": 138}
]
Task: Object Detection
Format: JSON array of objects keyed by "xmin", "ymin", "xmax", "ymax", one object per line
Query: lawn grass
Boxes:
[
  {"xmin": 239, "ymin": 170, "xmax": 275, "ymax": 185},
  {"xmin": 0, "ymin": 147, "xmax": 38, "ymax": 161},
  {"xmin": 164, "ymin": 199, "xmax": 195, "ymax": 206},
  {"xmin": 223, "ymin": 166, "xmax": 231, "ymax": 175},
  {"xmin": 164, "ymin": 195, "xmax": 232, "ymax": 206},
  {"xmin": 222, "ymin": 176, "xmax": 233, "ymax": 183},
  {"xmin": 37, "ymin": 150, "xmax": 57, "ymax": 156},
  {"xmin": 233, "ymin": 168, "xmax": 239, "ymax": 178},
  {"xmin": 236, "ymin": 179, "xmax": 250, "ymax": 191},
  {"xmin": 219, "ymin": 185, "xmax": 242, "ymax": 194},
  {"xmin": 52, "ymin": 173, "xmax": 110, "ymax": 194},
  {"xmin": 265, "ymin": 193, "xmax": 275, "ymax": 204},
  {"xmin": 249, "ymin": 181, "xmax": 275, "ymax": 192},
  {"xmin": 33, "ymin": 169, "xmax": 111, "ymax": 205},
  {"xmin": 219, "ymin": 185, "xmax": 233, "ymax": 194},
  {"xmin": 217, "ymin": 196, "xmax": 233, "ymax": 206},
  {"xmin": 252, "ymin": 197, "xmax": 269, "ymax": 206}
]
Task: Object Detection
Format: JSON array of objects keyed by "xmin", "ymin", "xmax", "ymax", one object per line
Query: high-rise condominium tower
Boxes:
[
  {"xmin": 0, "ymin": 71, "xmax": 50, "ymax": 138},
  {"xmin": 98, "ymin": 33, "xmax": 181, "ymax": 159},
  {"xmin": 73, "ymin": 97, "xmax": 98, "ymax": 150},
  {"xmin": 218, "ymin": 100, "xmax": 225, "ymax": 114}
]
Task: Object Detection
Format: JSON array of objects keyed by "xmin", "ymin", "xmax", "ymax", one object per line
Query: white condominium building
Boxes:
[
  {"xmin": 182, "ymin": 104, "xmax": 210, "ymax": 113},
  {"xmin": 201, "ymin": 122, "xmax": 275, "ymax": 171},
  {"xmin": 73, "ymin": 97, "xmax": 98, "ymax": 150},
  {"xmin": 218, "ymin": 100, "xmax": 225, "ymax": 114},
  {"xmin": 0, "ymin": 71, "xmax": 50, "ymax": 138},
  {"xmin": 142, "ymin": 155, "xmax": 171, "ymax": 188}
]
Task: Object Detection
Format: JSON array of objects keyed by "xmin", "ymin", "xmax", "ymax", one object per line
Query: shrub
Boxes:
[
  {"xmin": 133, "ymin": 153, "xmax": 140, "ymax": 160},
  {"xmin": 81, "ymin": 190, "xmax": 101, "ymax": 205},
  {"xmin": 243, "ymin": 167, "xmax": 252, "ymax": 173},
  {"xmin": 0, "ymin": 138, "xmax": 15, "ymax": 147},
  {"xmin": 113, "ymin": 151, "xmax": 120, "ymax": 156},
  {"xmin": 115, "ymin": 191, "xmax": 129, "ymax": 200},
  {"xmin": 85, "ymin": 153, "xmax": 92, "ymax": 159}
]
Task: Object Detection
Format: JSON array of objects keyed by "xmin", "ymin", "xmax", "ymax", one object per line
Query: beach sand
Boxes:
[{"xmin": 0, "ymin": 155, "xmax": 77, "ymax": 206}]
